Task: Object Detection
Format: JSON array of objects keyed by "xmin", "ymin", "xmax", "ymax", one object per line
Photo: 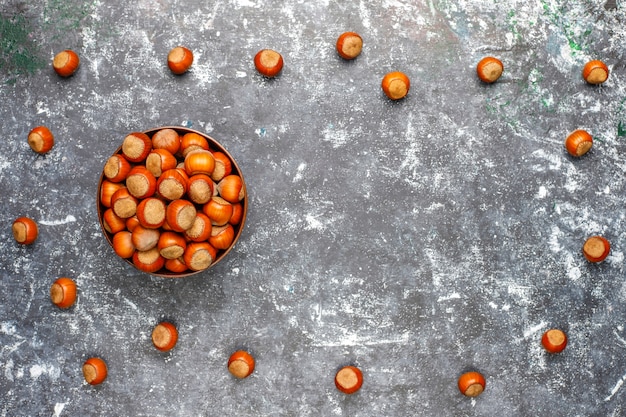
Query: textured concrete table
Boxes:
[{"xmin": 1, "ymin": 1, "xmax": 625, "ymax": 416}]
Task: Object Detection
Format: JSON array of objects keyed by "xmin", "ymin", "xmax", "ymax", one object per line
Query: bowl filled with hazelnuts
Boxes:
[{"xmin": 97, "ymin": 126, "xmax": 247, "ymax": 277}]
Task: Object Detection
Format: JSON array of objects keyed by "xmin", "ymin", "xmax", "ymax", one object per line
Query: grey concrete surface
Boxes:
[{"xmin": 1, "ymin": 1, "xmax": 626, "ymax": 416}]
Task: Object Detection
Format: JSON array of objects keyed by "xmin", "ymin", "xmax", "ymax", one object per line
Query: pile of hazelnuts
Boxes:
[{"xmin": 98, "ymin": 128, "xmax": 246, "ymax": 275}]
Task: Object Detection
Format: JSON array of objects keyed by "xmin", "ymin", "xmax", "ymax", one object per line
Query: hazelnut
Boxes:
[
  {"xmin": 564, "ymin": 129, "xmax": 593, "ymax": 157},
  {"xmin": 542, "ymin": 329, "xmax": 568, "ymax": 353},
  {"xmin": 582, "ymin": 60, "xmax": 609, "ymax": 84},
  {"xmin": 336, "ymin": 32, "xmax": 363, "ymax": 60},
  {"xmin": 50, "ymin": 277, "xmax": 77, "ymax": 309},
  {"xmin": 335, "ymin": 366, "xmax": 363, "ymax": 394},
  {"xmin": 152, "ymin": 322, "xmax": 178, "ymax": 352},
  {"xmin": 27, "ymin": 126, "xmax": 54, "ymax": 154},
  {"xmin": 103, "ymin": 154, "xmax": 131, "ymax": 183},
  {"xmin": 122, "ymin": 132, "xmax": 152, "ymax": 163},
  {"xmin": 12, "ymin": 217, "xmax": 38, "ymax": 245},
  {"xmin": 183, "ymin": 242, "xmax": 217, "ymax": 271},
  {"xmin": 112, "ymin": 230, "xmax": 135, "ymax": 259},
  {"xmin": 53, "ymin": 50, "xmax": 80, "ymax": 77},
  {"xmin": 583, "ymin": 235, "xmax": 610, "ymax": 263},
  {"xmin": 381, "ymin": 71, "xmax": 410, "ymax": 100},
  {"xmin": 132, "ymin": 247, "xmax": 165, "ymax": 273},
  {"xmin": 83, "ymin": 357, "xmax": 107, "ymax": 385},
  {"xmin": 228, "ymin": 350, "xmax": 255, "ymax": 379},
  {"xmin": 458, "ymin": 371, "xmax": 486, "ymax": 397},
  {"xmin": 167, "ymin": 46, "xmax": 193, "ymax": 75},
  {"xmin": 476, "ymin": 57, "xmax": 503, "ymax": 83},
  {"xmin": 254, "ymin": 49, "xmax": 283, "ymax": 78}
]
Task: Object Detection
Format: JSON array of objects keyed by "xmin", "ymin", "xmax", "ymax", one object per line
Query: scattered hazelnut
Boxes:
[
  {"xmin": 583, "ymin": 60, "xmax": 609, "ymax": 84},
  {"xmin": 564, "ymin": 129, "xmax": 593, "ymax": 157},
  {"xmin": 152, "ymin": 128, "xmax": 181, "ymax": 155},
  {"xmin": 458, "ymin": 371, "xmax": 486, "ymax": 397},
  {"xmin": 152, "ymin": 322, "xmax": 178, "ymax": 352},
  {"xmin": 50, "ymin": 277, "xmax": 77, "ymax": 309},
  {"xmin": 216, "ymin": 175, "xmax": 245, "ymax": 203},
  {"xmin": 187, "ymin": 174, "xmax": 214, "ymax": 205},
  {"xmin": 53, "ymin": 50, "xmax": 80, "ymax": 77},
  {"xmin": 103, "ymin": 154, "xmax": 131, "ymax": 183},
  {"xmin": 203, "ymin": 196, "xmax": 233, "ymax": 226},
  {"xmin": 166, "ymin": 199, "xmax": 197, "ymax": 232},
  {"xmin": 335, "ymin": 366, "xmax": 363, "ymax": 394},
  {"xmin": 211, "ymin": 152, "xmax": 232, "ymax": 182},
  {"xmin": 27, "ymin": 126, "xmax": 54, "ymax": 154},
  {"xmin": 229, "ymin": 203, "xmax": 244, "ymax": 226},
  {"xmin": 542, "ymin": 329, "xmax": 568, "ymax": 353},
  {"xmin": 111, "ymin": 188, "xmax": 139, "ymax": 219},
  {"xmin": 184, "ymin": 213, "xmax": 213, "ymax": 242},
  {"xmin": 99, "ymin": 180, "xmax": 126, "ymax": 208},
  {"xmin": 83, "ymin": 357, "xmax": 107, "ymax": 385},
  {"xmin": 381, "ymin": 71, "xmax": 410, "ymax": 100},
  {"xmin": 476, "ymin": 56, "xmax": 503, "ymax": 83},
  {"xmin": 158, "ymin": 231, "xmax": 187, "ymax": 260},
  {"xmin": 583, "ymin": 235, "xmax": 610, "ymax": 263},
  {"xmin": 112, "ymin": 230, "xmax": 135, "ymax": 259},
  {"xmin": 102, "ymin": 208, "xmax": 126, "ymax": 234},
  {"xmin": 126, "ymin": 166, "xmax": 157, "ymax": 200},
  {"xmin": 122, "ymin": 132, "xmax": 152, "ymax": 163},
  {"xmin": 254, "ymin": 49, "xmax": 284, "ymax": 78},
  {"xmin": 131, "ymin": 225, "xmax": 160, "ymax": 252},
  {"xmin": 136, "ymin": 198, "xmax": 166, "ymax": 229},
  {"xmin": 164, "ymin": 257, "xmax": 188, "ymax": 274},
  {"xmin": 183, "ymin": 242, "xmax": 217, "ymax": 271},
  {"xmin": 146, "ymin": 149, "xmax": 177, "ymax": 178},
  {"xmin": 209, "ymin": 224, "xmax": 235, "ymax": 250},
  {"xmin": 12, "ymin": 217, "xmax": 38, "ymax": 245},
  {"xmin": 157, "ymin": 169, "xmax": 188, "ymax": 201},
  {"xmin": 167, "ymin": 46, "xmax": 194, "ymax": 75},
  {"xmin": 228, "ymin": 350, "xmax": 255, "ymax": 379},
  {"xmin": 132, "ymin": 247, "xmax": 165, "ymax": 273},
  {"xmin": 184, "ymin": 149, "xmax": 215, "ymax": 176},
  {"xmin": 336, "ymin": 32, "xmax": 363, "ymax": 60},
  {"xmin": 180, "ymin": 132, "xmax": 209, "ymax": 157}
]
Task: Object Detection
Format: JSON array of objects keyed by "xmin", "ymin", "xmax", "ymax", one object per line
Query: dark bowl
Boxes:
[{"xmin": 97, "ymin": 126, "xmax": 247, "ymax": 277}]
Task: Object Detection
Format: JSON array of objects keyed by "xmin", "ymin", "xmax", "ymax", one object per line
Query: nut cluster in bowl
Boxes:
[{"xmin": 97, "ymin": 127, "xmax": 247, "ymax": 277}]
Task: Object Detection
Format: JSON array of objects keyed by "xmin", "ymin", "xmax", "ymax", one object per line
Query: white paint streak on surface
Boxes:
[
  {"xmin": 312, "ymin": 331, "xmax": 410, "ymax": 347},
  {"xmin": 1, "ymin": 321, "xmax": 17, "ymax": 335},
  {"xmin": 292, "ymin": 163, "xmax": 306, "ymax": 183},
  {"xmin": 0, "ymin": 155, "xmax": 10, "ymax": 176},
  {"xmin": 53, "ymin": 402, "xmax": 67, "ymax": 417},
  {"xmin": 233, "ymin": 0, "xmax": 258, "ymax": 7},
  {"xmin": 437, "ymin": 293, "xmax": 461, "ymax": 302},
  {"xmin": 36, "ymin": 101, "xmax": 50, "ymax": 116},
  {"xmin": 605, "ymin": 372, "xmax": 626, "ymax": 402},
  {"xmin": 507, "ymin": 283, "xmax": 532, "ymax": 306},
  {"xmin": 523, "ymin": 321, "xmax": 547, "ymax": 339},
  {"xmin": 29, "ymin": 364, "xmax": 59, "ymax": 380},
  {"xmin": 548, "ymin": 225, "xmax": 562, "ymax": 253},
  {"xmin": 613, "ymin": 330, "xmax": 626, "ymax": 347},
  {"xmin": 123, "ymin": 297, "xmax": 139, "ymax": 312},
  {"xmin": 610, "ymin": 251, "xmax": 625, "ymax": 267},
  {"xmin": 39, "ymin": 215, "xmax": 77, "ymax": 226},
  {"xmin": 536, "ymin": 185, "xmax": 548, "ymax": 199},
  {"xmin": 321, "ymin": 125, "xmax": 349, "ymax": 148},
  {"xmin": 190, "ymin": 58, "xmax": 218, "ymax": 88},
  {"xmin": 565, "ymin": 253, "xmax": 581, "ymax": 282},
  {"xmin": 304, "ymin": 214, "xmax": 325, "ymax": 232}
]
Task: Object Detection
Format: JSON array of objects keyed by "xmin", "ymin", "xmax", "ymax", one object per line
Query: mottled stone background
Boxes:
[{"xmin": 0, "ymin": 0, "xmax": 625, "ymax": 416}]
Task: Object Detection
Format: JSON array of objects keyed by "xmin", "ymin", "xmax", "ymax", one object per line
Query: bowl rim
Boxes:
[{"xmin": 96, "ymin": 126, "xmax": 248, "ymax": 278}]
